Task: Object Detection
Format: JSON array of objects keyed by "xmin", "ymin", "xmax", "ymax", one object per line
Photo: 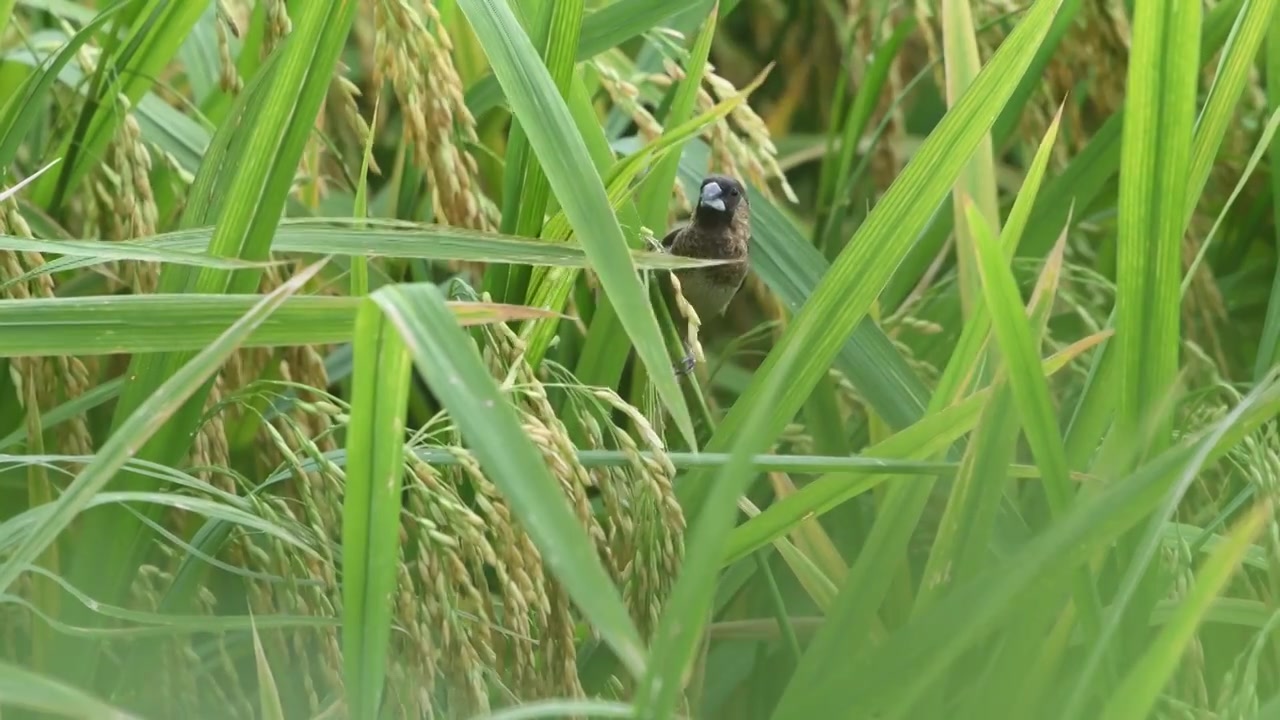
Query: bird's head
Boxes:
[{"xmin": 693, "ymin": 175, "xmax": 747, "ymax": 229}]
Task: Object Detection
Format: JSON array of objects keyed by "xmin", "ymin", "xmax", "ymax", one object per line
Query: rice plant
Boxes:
[{"xmin": 2, "ymin": 0, "xmax": 1280, "ymax": 718}]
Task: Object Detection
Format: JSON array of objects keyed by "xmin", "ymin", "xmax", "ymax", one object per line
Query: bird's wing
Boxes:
[{"xmin": 660, "ymin": 225, "xmax": 682, "ymax": 252}]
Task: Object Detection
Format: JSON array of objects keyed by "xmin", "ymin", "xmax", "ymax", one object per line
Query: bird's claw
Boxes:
[{"xmin": 673, "ymin": 354, "xmax": 696, "ymax": 376}]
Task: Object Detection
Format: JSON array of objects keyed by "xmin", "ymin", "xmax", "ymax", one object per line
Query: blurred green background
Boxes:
[{"xmin": 2, "ymin": 0, "xmax": 1280, "ymax": 718}]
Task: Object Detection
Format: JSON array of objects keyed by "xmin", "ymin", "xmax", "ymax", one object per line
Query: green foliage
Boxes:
[{"xmin": 2, "ymin": 0, "xmax": 1280, "ymax": 718}]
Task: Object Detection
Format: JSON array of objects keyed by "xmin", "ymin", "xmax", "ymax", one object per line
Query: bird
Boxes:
[{"xmin": 658, "ymin": 174, "xmax": 752, "ymax": 375}]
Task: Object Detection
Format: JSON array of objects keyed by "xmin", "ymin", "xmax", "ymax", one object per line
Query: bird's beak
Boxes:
[{"xmin": 699, "ymin": 181, "xmax": 726, "ymax": 212}]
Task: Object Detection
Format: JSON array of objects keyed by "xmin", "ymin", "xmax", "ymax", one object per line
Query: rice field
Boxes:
[{"xmin": 2, "ymin": 1, "xmax": 1280, "ymax": 718}]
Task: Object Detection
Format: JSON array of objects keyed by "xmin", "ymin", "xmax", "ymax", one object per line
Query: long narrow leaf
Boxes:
[
  {"xmin": 1260, "ymin": 3, "xmax": 1280, "ymax": 379},
  {"xmin": 0, "ymin": 659, "xmax": 140, "ymax": 719},
  {"xmin": 455, "ymin": 0, "xmax": 695, "ymax": 447},
  {"xmin": 64, "ymin": 3, "xmax": 364, "ymax": 639},
  {"xmin": 342, "ymin": 299, "xmax": 414, "ymax": 718},
  {"xmin": 942, "ymin": 0, "xmax": 1001, "ymax": 317},
  {"xmin": 0, "ymin": 294, "xmax": 550, "ymax": 356},
  {"xmin": 369, "ymin": 282, "xmax": 647, "ymax": 676},
  {"xmin": 678, "ymin": 0, "xmax": 1064, "ymax": 516},
  {"xmin": 0, "ymin": 260, "xmax": 325, "ymax": 595},
  {"xmin": 964, "ymin": 201, "xmax": 1075, "ymax": 515},
  {"xmin": 2, "ymin": 220, "xmax": 716, "ymax": 288},
  {"xmin": 636, "ymin": 311, "xmax": 807, "ymax": 720},
  {"xmin": 1098, "ymin": 502, "xmax": 1269, "ymax": 720},
  {"xmin": 1114, "ymin": 0, "xmax": 1201, "ymax": 451},
  {"xmin": 773, "ymin": 376, "xmax": 1280, "ymax": 718},
  {"xmin": 724, "ymin": 332, "xmax": 1104, "ymax": 567}
]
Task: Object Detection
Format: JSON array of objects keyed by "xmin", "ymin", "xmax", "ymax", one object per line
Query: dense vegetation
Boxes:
[{"xmin": 3, "ymin": 0, "xmax": 1280, "ymax": 718}]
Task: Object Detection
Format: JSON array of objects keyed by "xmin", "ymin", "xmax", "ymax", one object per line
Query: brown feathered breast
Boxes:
[{"xmin": 662, "ymin": 193, "xmax": 752, "ymax": 321}]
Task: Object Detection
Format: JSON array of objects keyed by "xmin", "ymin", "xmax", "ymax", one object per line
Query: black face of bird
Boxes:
[{"xmin": 693, "ymin": 175, "xmax": 746, "ymax": 228}]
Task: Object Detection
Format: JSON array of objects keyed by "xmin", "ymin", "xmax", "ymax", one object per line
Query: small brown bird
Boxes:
[{"xmin": 660, "ymin": 174, "xmax": 752, "ymax": 374}]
